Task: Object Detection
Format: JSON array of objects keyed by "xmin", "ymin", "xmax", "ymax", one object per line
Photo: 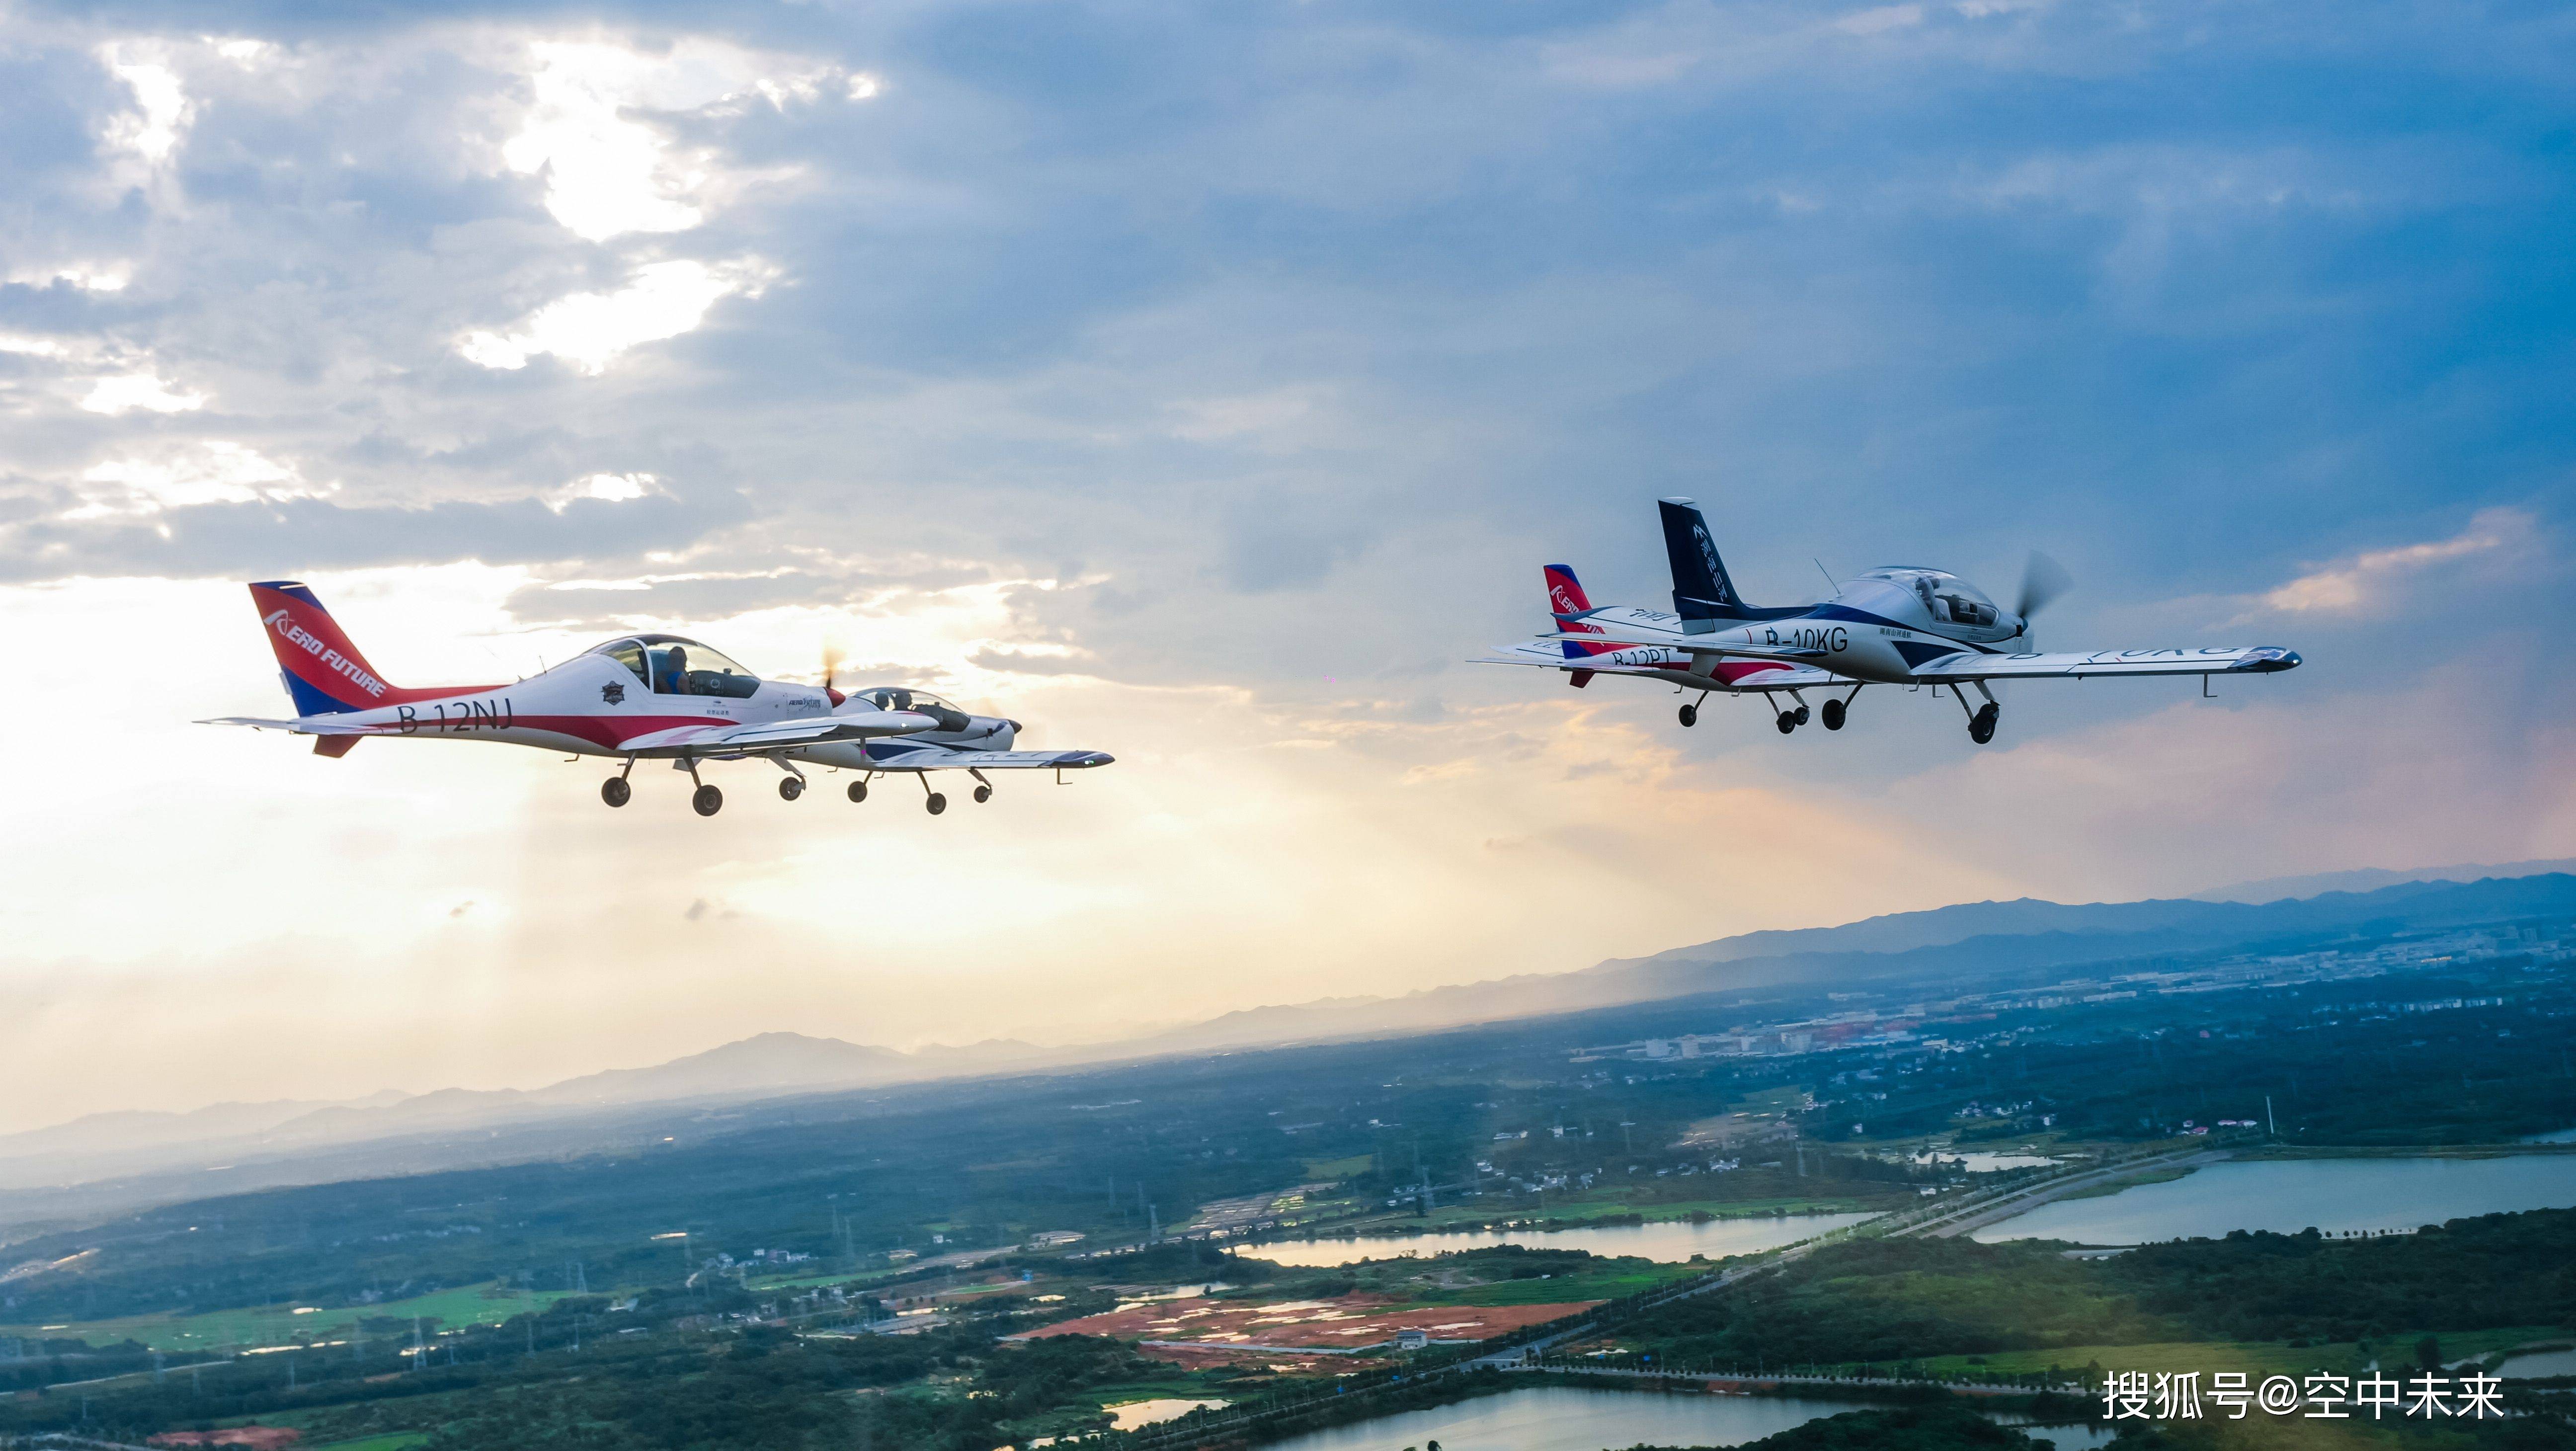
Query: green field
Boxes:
[
  {"xmin": 1400, "ymin": 1262, "xmax": 1698, "ymax": 1306},
  {"xmin": 1907, "ymin": 1325, "xmax": 2568, "ymax": 1381},
  {"xmin": 309, "ymin": 1435, "xmax": 433, "ymax": 1451},
  {"xmin": 0, "ymin": 1281, "xmax": 570, "ymax": 1353}
]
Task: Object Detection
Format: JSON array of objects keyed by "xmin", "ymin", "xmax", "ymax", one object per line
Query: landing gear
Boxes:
[
  {"xmin": 1820, "ymin": 698, "xmax": 1845, "ymax": 731},
  {"xmin": 970, "ymin": 769, "xmax": 992, "ymax": 805},
  {"xmin": 1775, "ymin": 710, "xmax": 1798, "ymax": 734},
  {"xmin": 920, "ymin": 775, "xmax": 946, "ymax": 815},
  {"xmin": 692, "ymin": 784, "xmax": 724, "ymax": 816},
  {"xmin": 847, "ymin": 779, "xmax": 870, "ymax": 804},
  {"xmin": 601, "ymin": 777, "xmax": 631, "ymax": 808},
  {"xmin": 778, "ymin": 777, "xmax": 805, "ymax": 802},
  {"xmin": 1792, "ymin": 704, "xmax": 1810, "ymax": 726},
  {"xmin": 1678, "ymin": 703, "xmax": 1698, "ymax": 728},
  {"xmin": 1950, "ymin": 685, "xmax": 2000, "ymax": 744}
]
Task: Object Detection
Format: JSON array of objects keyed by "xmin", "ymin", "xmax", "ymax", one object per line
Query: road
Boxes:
[{"xmin": 1894, "ymin": 1147, "xmax": 2226, "ymax": 1240}]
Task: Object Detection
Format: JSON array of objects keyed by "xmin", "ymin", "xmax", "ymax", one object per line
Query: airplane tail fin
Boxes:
[
  {"xmin": 1658, "ymin": 496, "xmax": 1751, "ymax": 622},
  {"xmin": 247, "ymin": 580, "xmax": 406, "ymax": 716},
  {"xmin": 1545, "ymin": 564, "xmax": 1617, "ymax": 659}
]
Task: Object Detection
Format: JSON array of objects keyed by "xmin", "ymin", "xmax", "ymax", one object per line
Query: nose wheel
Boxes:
[
  {"xmin": 692, "ymin": 784, "xmax": 724, "ymax": 817},
  {"xmin": 973, "ymin": 784, "xmax": 992, "ymax": 804}
]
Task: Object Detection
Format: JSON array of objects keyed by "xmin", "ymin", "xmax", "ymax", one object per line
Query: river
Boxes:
[
  {"xmin": 1973, "ymin": 1154, "xmax": 2576, "ymax": 1244},
  {"xmin": 1248, "ymin": 1384, "xmax": 2113, "ymax": 1451},
  {"xmin": 1238, "ymin": 1213, "xmax": 1879, "ymax": 1268}
]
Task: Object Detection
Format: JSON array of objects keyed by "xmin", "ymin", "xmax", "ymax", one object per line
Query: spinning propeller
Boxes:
[
  {"xmin": 819, "ymin": 644, "xmax": 848, "ymax": 707},
  {"xmin": 2016, "ymin": 551, "xmax": 2073, "ymax": 622}
]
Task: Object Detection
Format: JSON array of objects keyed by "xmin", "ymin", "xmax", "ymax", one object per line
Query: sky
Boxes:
[{"xmin": 2, "ymin": 0, "xmax": 2573, "ymax": 1133}]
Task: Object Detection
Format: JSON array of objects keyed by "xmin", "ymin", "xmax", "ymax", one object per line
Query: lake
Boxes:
[
  {"xmin": 1973, "ymin": 1154, "xmax": 2576, "ymax": 1244},
  {"xmin": 1250, "ymin": 1385, "xmax": 2114, "ymax": 1451},
  {"xmin": 1238, "ymin": 1213, "xmax": 1880, "ymax": 1268},
  {"xmin": 2498, "ymin": 1349, "xmax": 2576, "ymax": 1378}
]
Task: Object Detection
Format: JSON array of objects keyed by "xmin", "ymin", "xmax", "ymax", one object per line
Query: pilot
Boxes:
[{"xmin": 661, "ymin": 645, "xmax": 692, "ymax": 695}]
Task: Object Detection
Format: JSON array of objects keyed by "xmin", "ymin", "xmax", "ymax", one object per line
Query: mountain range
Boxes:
[{"xmin": 4, "ymin": 860, "xmax": 2570, "ymax": 1231}]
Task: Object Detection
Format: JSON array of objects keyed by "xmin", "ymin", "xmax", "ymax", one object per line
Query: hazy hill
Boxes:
[
  {"xmin": 5, "ymin": 871, "xmax": 2569, "ymax": 1226},
  {"xmin": 2192, "ymin": 857, "xmax": 2576, "ymax": 904}
]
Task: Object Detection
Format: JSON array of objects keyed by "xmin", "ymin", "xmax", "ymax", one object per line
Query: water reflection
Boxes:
[
  {"xmin": 1239, "ymin": 1213, "xmax": 1878, "ymax": 1268},
  {"xmin": 1975, "ymin": 1155, "xmax": 2576, "ymax": 1244},
  {"xmin": 1249, "ymin": 1385, "xmax": 2113, "ymax": 1451}
]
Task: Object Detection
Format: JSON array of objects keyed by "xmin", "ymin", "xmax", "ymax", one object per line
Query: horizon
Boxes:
[{"xmin": 9, "ymin": 856, "xmax": 2565, "ymax": 1136}]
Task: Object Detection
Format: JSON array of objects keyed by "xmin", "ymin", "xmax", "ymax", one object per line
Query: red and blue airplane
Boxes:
[
  {"xmin": 204, "ymin": 581, "xmax": 1113, "ymax": 816},
  {"xmin": 1481, "ymin": 499, "xmax": 2300, "ymax": 742}
]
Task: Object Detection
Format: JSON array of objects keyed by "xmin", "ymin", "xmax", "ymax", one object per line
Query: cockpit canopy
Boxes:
[
  {"xmin": 850, "ymin": 686, "xmax": 973, "ymax": 732},
  {"xmin": 1855, "ymin": 568, "xmax": 2007, "ymax": 630},
  {"xmin": 586, "ymin": 634, "xmax": 762, "ymax": 700}
]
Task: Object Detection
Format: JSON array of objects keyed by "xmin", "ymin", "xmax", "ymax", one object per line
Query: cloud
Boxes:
[
  {"xmin": 80, "ymin": 370, "xmax": 205, "ymax": 414},
  {"xmin": 457, "ymin": 258, "xmax": 776, "ymax": 374},
  {"xmin": 70, "ymin": 442, "xmax": 324, "ymax": 518},
  {"xmin": 497, "ymin": 38, "xmax": 858, "ymax": 242},
  {"xmin": 97, "ymin": 42, "xmax": 190, "ymax": 171},
  {"xmin": 2251, "ymin": 508, "xmax": 2540, "ymax": 620}
]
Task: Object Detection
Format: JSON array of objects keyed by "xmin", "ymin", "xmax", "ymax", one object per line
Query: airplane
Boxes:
[
  {"xmin": 202, "ymin": 580, "xmax": 1114, "ymax": 816},
  {"xmin": 1480, "ymin": 498, "xmax": 2300, "ymax": 743}
]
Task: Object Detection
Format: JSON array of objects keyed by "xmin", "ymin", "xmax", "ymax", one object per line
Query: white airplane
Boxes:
[
  {"xmin": 204, "ymin": 581, "xmax": 1113, "ymax": 816},
  {"xmin": 1481, "ymin": 499, "xmax": 2300, "ymax": 742}
]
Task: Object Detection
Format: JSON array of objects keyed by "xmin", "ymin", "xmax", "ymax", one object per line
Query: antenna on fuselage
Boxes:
[{"xmin": 1812, "ymin": 558, "xmax": 1837, "ymax": 592}]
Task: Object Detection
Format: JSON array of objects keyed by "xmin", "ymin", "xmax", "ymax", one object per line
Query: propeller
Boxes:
[
  {"xmin": 819, "ymin": 644, "xmax": 847, "ymax": 707},
  {"xmin": 2015, "ymin": 551, "xmax": 2073, "ymax": 622}
]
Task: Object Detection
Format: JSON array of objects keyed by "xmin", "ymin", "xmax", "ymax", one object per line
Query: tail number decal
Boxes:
[
  {"xmin": 1762, "ymin": 626, "xmax": 1850, "ymax": 652},
  {"xmin": 396, "ymin": 698, "xmax": 518, "ymax": 733}
]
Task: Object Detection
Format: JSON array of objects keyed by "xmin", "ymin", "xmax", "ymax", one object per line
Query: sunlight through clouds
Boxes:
[{"xmin": 457, "ymin": 257, "xmax": 776, "ymax": 373}]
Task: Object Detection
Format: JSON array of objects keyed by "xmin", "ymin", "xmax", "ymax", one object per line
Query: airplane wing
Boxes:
[
  {"xmin": 625, "ymin": 709, "xmax": 938, "ymax": 756},
  {"xmin": 199, "ymin": 716, "xmax": 370, "ymax": 734},
  {"xmin": 855, "ymin": 741, "xmax": 1114, "ymax": 771},
  {"xmin": 1473, "ymin": 643, "xmax": 1843, "ymax": 688},
  {"xmin": 1909, "ymin": 646, "xmax": 2302, "ymax": 682}
]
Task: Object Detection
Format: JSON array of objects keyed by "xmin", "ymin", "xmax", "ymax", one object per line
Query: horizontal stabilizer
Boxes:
[{"xmin": 199, "ymin": 715, "xmax": 371, "ymax": 735}]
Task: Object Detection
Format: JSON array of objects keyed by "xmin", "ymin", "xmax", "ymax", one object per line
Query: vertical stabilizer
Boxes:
[
  {"xmin": 1658, "ymin": 497, "xmax": 1750, "ymax": 622},
  {"xmin": 247, "ymin": 580, "xmax": 405, "ymax": 716},
  {"xmin": 1544, "ymin": 564, "xmax": 1615, "ymax": 659}
]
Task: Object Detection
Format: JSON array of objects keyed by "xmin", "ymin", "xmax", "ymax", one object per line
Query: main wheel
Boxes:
[
  {"xmin": 1969, "ymin": 703, "xmax": 1998, "ymax": 745},
  {"xmin": 692, "ymin": 784, "xmax": 724, "ymax": 817},
  {"xmin": 972, "ymin": 784, "xmax": 992, "ymax": 804},
  {"xmin": 778, "ymin": 777, "xmax": 805, "ymax": 802},
  {"xmin": 601, "ymin": 777, "xmax": 631, "ymax": 808},
  {"xmin": 1821, "ymin": 699, "xmax": 1845, "ymax": 731},
  {"xmin": 1678, "ymin": 703, "xmax": 1698, "ymax": 727},
  {"xmin": 847, "ymin": 780, "xmax": 869, "ymax": 803},
  {"xmin": 1775, "ymin": 711, "xmax": 1797, "ymax": 734},
  {"xmin": 1792, "ymin": 704, "xmax": 1810, "ymax": 726},
  {"xmin": 924, "ymin": 792, "xmax": 947, "ymax": 815}
]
